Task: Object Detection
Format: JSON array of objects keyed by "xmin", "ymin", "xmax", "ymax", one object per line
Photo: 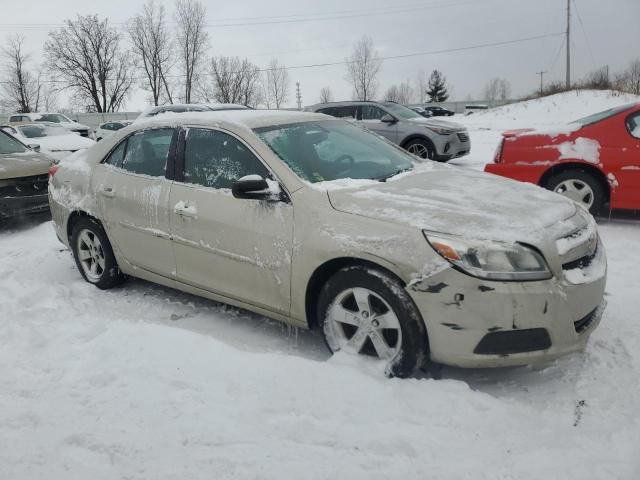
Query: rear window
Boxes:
[{"xmin": 573, "ymin": 104, "xmax": 634, "ymax": 126}]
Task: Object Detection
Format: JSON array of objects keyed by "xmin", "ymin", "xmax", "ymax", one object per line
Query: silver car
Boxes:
[
  {"xmin": 306, "ymin": 101, "xmax": 470, "ymax": 161},
  {"xmin": 49, "ymin": 111, "xmax": 605, "ymax": 377}
]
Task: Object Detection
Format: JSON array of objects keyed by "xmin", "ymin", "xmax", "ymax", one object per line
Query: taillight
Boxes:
[
  {"xmin": 48, "ymin": 165, "xmax": 59, "ymax": 177},
  {"xmin": 494, "ymin": 139, "xmax": 505, "ymax": 164}
]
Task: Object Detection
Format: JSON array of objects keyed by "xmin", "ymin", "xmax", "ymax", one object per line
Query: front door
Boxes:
[
  {"xmin": 93, "ymin": 127, "xmax": 177, "ymax": 277},
  {"xmin": 358, "ymin": 105, "xmax": 398, "ymax": 142},
  {"xmin": 169, "ymin": 127, "xmax": 294, "ymax": 315}
]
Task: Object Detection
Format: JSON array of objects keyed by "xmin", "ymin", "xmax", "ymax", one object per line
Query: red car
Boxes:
[{"xmin": 485, "ymin": 103, "xmax": 640, "ymax": 214}]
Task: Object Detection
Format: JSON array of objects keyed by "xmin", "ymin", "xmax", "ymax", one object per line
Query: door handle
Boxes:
[
  {"xmin": 174, "ymin": 202, "xmax": 198, "ymax": 218},
  {"xmin": 101, "ymin": 186, "xmax": 115, "ymax": 198}
]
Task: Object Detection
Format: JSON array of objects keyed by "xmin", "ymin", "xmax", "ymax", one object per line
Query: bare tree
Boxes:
[
  {"xmin": 319, "ymin": 86, "xmax": 334, "ymax": 103},
  {"xmin": 200, "ymin": 56, "xmax": 262, "ymax": 107},
  {"xmin": 384, "ymin": 81, "xmax": 414, "ymax": 104},
  {"xmin": 483, "ymin": 77, "xmax": 511, "ymax": 101},
  {"xmin": 345, "ymin": 36, "xmax": 382, "ymax": 101},
  {"xmin": 265, "ymin": 58, "xmax": 289, "ymax": 109},
  {"xmin": 129, "ymin": 0, "xmax": 174, "ymax": 106},
  {"xmin": 175, "ymin": 0, "xmax": 208, "ymax": 104},
  {"xmin": 416, "ymin": 71, "xmax": 428, "ymax": 103},
  {"xmin": 580, "ymin": 66, "xmax": 612, "ymax": 90},
  {"xmin": 44, "ymin": 15, "xmax": 133, "ymax": 112},
  {"xmin": 0, "ymin": 35, "xmax": 41, "ymax": 113},
  {"xmin": 616, "ymin": 59, "xmax": 640, "ymax": 94}
]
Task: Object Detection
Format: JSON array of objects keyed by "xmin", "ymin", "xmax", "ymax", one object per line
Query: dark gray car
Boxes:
[{"xmin": 305, "ymin": 101, "xmax": 470, "ymax": 161}]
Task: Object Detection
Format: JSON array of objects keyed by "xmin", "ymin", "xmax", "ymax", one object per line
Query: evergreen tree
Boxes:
[{"xmin": 426, "ymin": 70, "xmax": 449, "ymax": 102}]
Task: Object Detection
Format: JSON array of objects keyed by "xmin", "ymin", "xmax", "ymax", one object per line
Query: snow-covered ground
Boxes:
[{"xmin": 2, "ymin": 90, "xmax": 640, "ymax": 479}]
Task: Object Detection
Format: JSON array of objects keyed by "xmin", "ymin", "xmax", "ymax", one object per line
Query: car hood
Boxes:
[
  {"xmin": 327, "ymin": 165, "xmax": 580, "ymax": 244},
  {"xmin": 0, "ymin": 151, "xmax": 51, "ymax": 180},
  {"xmin": 60, "ymin": 121, "xmax": 90, "ymax": 131},
  {"xmin": 35, "ymin": 135, "xmax": 95, "ymax": 152},
  {"xmin": 407, "ymin": 116, "xmax": 466, "ymax": 131}
]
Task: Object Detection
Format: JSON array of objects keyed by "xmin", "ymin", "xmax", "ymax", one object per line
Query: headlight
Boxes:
[
  {"xmin": 424, "ymin": 232, "xmax": 552, "ymax": 281},
  {"xmin": 425, "ymin": 126, "xmax": 455, "ymax": 135}
]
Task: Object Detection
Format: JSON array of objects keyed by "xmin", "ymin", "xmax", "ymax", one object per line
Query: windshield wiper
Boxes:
[{"xmin": 375, "ymin": 168, "xmax": 412, "ymax": 182}]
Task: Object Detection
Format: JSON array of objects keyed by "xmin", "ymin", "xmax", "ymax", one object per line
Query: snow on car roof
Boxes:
[{"xmin": 134, "ymin": 109, "xmax": 330, "ymax": 131}]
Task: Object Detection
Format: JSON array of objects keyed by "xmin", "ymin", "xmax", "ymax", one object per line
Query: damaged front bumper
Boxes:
[{"xmin": 407, "ymin": 247, "xmax": 606, "ymax": 368}]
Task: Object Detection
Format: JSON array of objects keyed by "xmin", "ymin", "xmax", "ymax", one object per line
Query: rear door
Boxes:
[
  {"xmin": 358, "ymin": 105, "xmax": 398, "ymax": 142},
  {"xmin": 93, "ymin": 128, "xmax": 177, "ymax": 277},
  {"xmin": 169, "ymin": 127, "xmax": 294, "ymax": 315}
]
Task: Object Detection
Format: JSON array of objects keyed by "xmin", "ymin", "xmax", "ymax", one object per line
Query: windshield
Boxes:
[
  {"xmin": 572, "ymin": 104, "xmax": 634, "ymax": 126},
  {"xmin": 18, "ymin": 125, "xmax": 68, "ymax": 138},
  {"xmin": 36, "ymin": 114, "xmax": 70, "ymax": 123},
  {"xmin": 255, "ymin": 120, "xmax": 415, "ymax": 183},
  {"xmin": 381, "ymin": 102, "xmax": 423, "ymax": 120},
  {"xmin": 0, "ymin": 130, "xmax": 28, "ymax": 154}
]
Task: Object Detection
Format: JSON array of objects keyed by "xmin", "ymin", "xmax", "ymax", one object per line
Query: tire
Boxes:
[
  {"xmin": 404, "ymin": 138, "xmax": 436, "ymax": 160},
  {"xmin": 70, "ymin": 217, "xmax": 127, "ymax": 289},
  {"xmin": 317, "ymin": 265, "xmax": 429, "ymax": 378},
  {"xmin": 545, "ymin": 169, "xmax": 606, "ymax": 215}
]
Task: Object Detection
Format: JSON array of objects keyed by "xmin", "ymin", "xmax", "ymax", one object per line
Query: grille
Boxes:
[
  {"xmin": 457, "ymin": 132, "xmax": 469, "ymax": 142},
  {"xmin": 73, "ymin": 129, "xmax": 90, "ymax": 137},
  {"xmin": 0, "ymin": 174, "xmax": 49, "ymax": 198},
  {"xmin": 574, "ymin": 308, "xmax": 597, "ymax": 334}
]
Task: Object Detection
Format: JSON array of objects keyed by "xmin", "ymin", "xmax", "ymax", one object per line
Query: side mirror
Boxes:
[
  {"xmin": 232, "ymin": 175, "xmax": 281, "ymax": 201},
  {"xmin": 28, "ymin": 143, "xmax": 41, "ymax": 152},
  {"xmin": 380, "ymin": 114, "xmax": 396, "ymax": 124}
]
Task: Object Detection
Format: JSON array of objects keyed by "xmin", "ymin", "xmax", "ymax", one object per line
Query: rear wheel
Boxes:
[
  {"xmin": 405, "ymin": 138, "xmax": 436, "ymax": 160},
  {"xmin": 71, "ymin": 217, "xmax": 127, "ymax": 289},
  {"xmin": 317, "ymin": 266, "xmax": 429, "ymax": 378},
  {"xmin": 545, "ymin": 170, "xmax": 606, "ymax": 215}
]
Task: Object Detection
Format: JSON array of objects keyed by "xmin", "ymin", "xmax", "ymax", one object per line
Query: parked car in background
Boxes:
[
  {"xmin": 423, "ymin": 105, "xmax": 455, "ymax": 116},
  {"xmin": 95, "ymin": 120, "xmax": 133, "ymax": 141},
  {"xmin": 485, "ymin": 103, "xmax": 640, "ymax": 215},
  {"xmin": 9, "ymin": 112, "xmax": 92, "ymax": 138},
  {"xmin": 49, "ymin": 110, "xmax": 605, "ymax": 377},
  {"xmin": 1, "ymin": 123, "xmax": 95, "ymax": 162},
  {"xmin": 0, "ymin": 129, "xmax": 52, "ymax": 219},
  {"xmin": 306, "ymin": 101, "xmax": 470, "ymax": 161},
  {"xmin": 134, "ymin": 103, "xmax": 249, "ymax": 123},
  {"xmin": 410, "ymin": 106, "xmax": 433, "ymax": 118}
]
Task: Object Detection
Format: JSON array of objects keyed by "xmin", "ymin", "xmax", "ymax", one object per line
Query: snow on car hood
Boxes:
[
  {"xmin": 0, "ymin": 151, "xmax": 51, "ymax": 180},
  {"xmin": 327, "ymin": 165, "xmax": 579, "ymax": 244},
  {"xmin": 408, "ymin": 117, "xmax": 466, "ymax": 131},
  {"xmin": 35, "ymin": 134, "xmax": 95, "ymax": 152}
]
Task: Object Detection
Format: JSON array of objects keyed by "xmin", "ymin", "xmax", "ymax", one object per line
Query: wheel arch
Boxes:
[
  {"xmin": 66, "ymin": 210, "xmax": 104, "ymax": 242},
  {"xmin": 539, "ymin": 162, "xmax": 611, "ymax": 202},
  {"xmin": 400, "ymin": 134, "xmax": 436, "ymax": 151},
  {"xmin": 304, "ymin": 256, "xmax": 408, "ymax": 330}
]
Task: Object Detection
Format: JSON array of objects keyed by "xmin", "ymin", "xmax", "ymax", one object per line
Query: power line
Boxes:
[
  {"xmin": 0, "ymin": 31, "xmax": 564, "ymax": 85},
  {"xmin": 572, "ymin": 0, "xmax": 596, "ymax": 68}
]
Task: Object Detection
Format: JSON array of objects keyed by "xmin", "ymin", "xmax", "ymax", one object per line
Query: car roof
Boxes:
[
  {"xmin": 134, "ymin": 109, "xmax": 330, "ymax": 130},
  {"xmin": 306, "ymin": 100, "xmax": 384, "ymax": 110}
]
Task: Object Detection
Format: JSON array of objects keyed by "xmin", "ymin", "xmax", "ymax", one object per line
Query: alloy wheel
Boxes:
[
  {"xmin": 76, "ymin": 229, "xmax": 106, "ymax": 282},
  {"xmin": 406, "ymin": 143, "xmax": 431, "ymax": 159},
  {"xmin": 324, "ymin": 287, "xmax": 402, "ymax": 361},
  {"xmin": 553, "ymin": 179, "xmax": 595, "ymax": 209}
]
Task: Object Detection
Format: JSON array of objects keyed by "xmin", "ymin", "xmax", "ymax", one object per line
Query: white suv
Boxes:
[{"xmin": 9, "ymin": 112, "xmax": 92, "ymax": 138}]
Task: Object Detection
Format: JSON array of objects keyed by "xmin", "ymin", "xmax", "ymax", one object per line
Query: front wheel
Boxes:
[
  {"xmin": 71, "ymin": 217, "xmax": 127, "ymax": 289},
  {"xmin": 317, "ymin": 266, "xmax": 429, "ymax": 378},
  {"xmin": 545, "ymin": 170, "xmax": 606, "ymax": 215},
  {"xmin": 404, "ymin": 138, "xmax": 436, "ymax": 160}
]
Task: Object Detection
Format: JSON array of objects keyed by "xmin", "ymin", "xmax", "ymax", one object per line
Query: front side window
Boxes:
[
  {"xmin": 626, "ymin": 112, "xmax": 640, "ymax": 139},
  {"xmin": 104, "ymin": 141, "xmax": 127, "ymax": 168},
  {"xmin": 360, "ymin": 105, "xmax": 386, "ymax": 121},
  {"xmin": 381, "ymin": 102, "xmax": 423, "ymax": 120},
  {"xmin": 183, "ymin": 128, "xmax": 269, "ymax": 189},
  {"xmin": 0, "ymin": 130, "xmax": 28, "ymax": 154},
  {"xmin": 121, "ymin": 128, "xmax": 173, "ymax": 177},
  {"xmin": 255, "ymin": 120, "xmax": 415, "ymax": 183}
]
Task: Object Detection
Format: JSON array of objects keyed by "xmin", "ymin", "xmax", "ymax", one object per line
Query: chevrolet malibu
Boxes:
[{"xmin": 49, "ymin": 111, "xmax": 606, "ymax": 377}]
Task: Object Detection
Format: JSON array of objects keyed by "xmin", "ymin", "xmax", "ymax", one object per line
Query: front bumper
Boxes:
[
  {"xmin": 407, "ymin": 253, "xmax": 606, "ymax": 368},
  {"xmin": 0, "ymin": 193, "xmax": 50, "ymax": 218},
  {"xmin": 435, "ymin": 132, "xmax": 470, "ymax": 161}
]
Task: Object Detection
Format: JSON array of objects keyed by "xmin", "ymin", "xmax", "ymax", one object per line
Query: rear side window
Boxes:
[
  {"xmin": 183, "ymin": 128, "xmax": 269, "ymax": 189},
  {"xmin": 626, "ymin": 112, "xmax": 640, "ymax": 139},
  {"xmin": 121, "ymin": 128, "xmax": 174, "ymax": 177}
]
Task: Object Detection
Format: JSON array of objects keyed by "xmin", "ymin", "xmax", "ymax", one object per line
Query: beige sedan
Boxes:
[{"xmin": 49, "ymin": 111, "xmax": 606, "ymax": 377}]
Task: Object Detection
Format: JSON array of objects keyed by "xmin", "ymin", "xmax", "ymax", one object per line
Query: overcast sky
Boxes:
[{"xmin": 2, "ymin": 0, "xmax": 639, "ymax": 110}]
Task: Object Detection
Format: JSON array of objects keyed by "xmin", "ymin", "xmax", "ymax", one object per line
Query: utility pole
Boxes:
[
  {"xmin": 537, "ymin": 71, "xmax": 547, "ymax": 96},
  {"xmin": 296, "ymin": 82, "xmax": 302, "ymax": 110},
  {"xmin": 566, "ymin": 0, "xmax": 571, "ymax": 89}
]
